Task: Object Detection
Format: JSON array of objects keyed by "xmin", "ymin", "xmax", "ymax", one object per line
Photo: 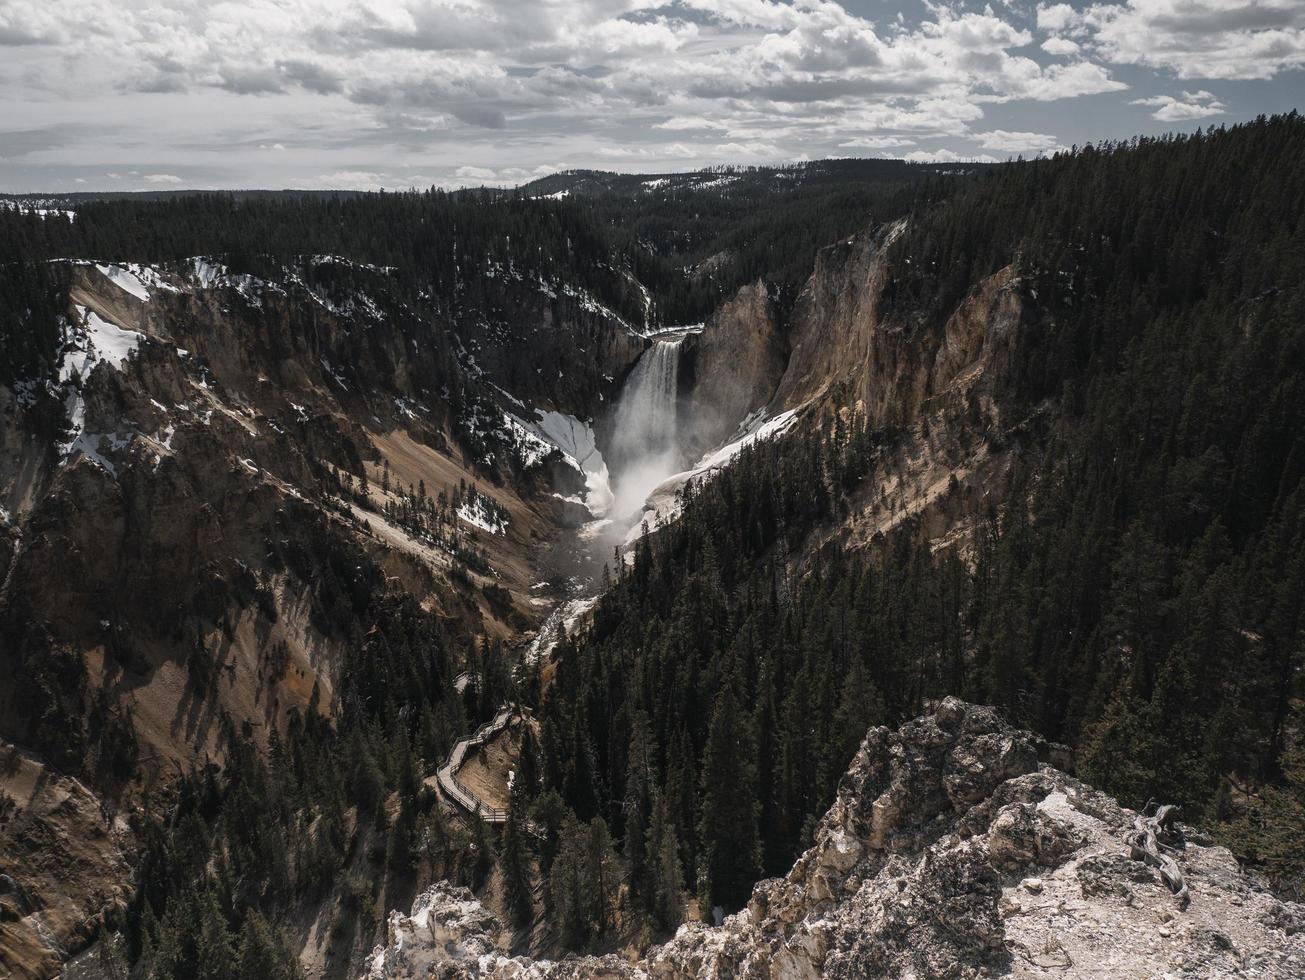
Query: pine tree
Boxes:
[
  {"xmin": 648, "ymin": 791, "xmax": 684, "ymax": 932},
  {"xmin": 235, "ymin": 909, "xmax": 299, "ymax": 980},
  {"xmin": 585, "ymin": 816, "xmax": 620, "ymax": 939},
  {"xmin": 1079, "ymin": 685, "xmax": 1156, "ymax": 805},
  {"xmin": 469, "ymin": 812, "xmax": 495, "ymax": 889},
  {"xmin": 696, "ymin": 679, "xmax": 761, "ymax": 915},
  {"xmin": 501, "ymin": 801, "xmax": 534, "ymax": 927},
  {"xmin": 194, "ymin": 889, "xmax": 236, "ymax": 980},
  {"xmin": 624, "ymin": 712, "xmax": 654, "ymax": 904},
  {"xmin": 548, "ymin": 815, "xmax": 590, "ymax": 949}
]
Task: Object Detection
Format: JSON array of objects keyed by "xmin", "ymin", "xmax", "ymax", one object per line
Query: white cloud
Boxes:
[
  {"xmin": 654, "ymin": 115, "xmax": 724, "ymax": 131},
  {"xmin": 973, "ymin": 129, "xmax": 1066, "ymax": 154},
  {"xmin": 303, "ymin": 170, "xmax": 391, "ymax": 190},
  {"xmin": 903, "ymin": 148, "xmax": 998, "ymax": 164},
  {"xmin": 143, "ymin": 173, "xmax": 182, "ymax": 184},
  {"xmin": 1036, "ymin": 4, "xmax": 1081, "ymax": 33},
  {"xmin": 593, "ymin": 143, "xmax": 699, "ymax": 159},
  {"xmin": 838, "ymin": 135, "xmax": 917, "ymax": 149},
  {"xmin": 1131, "ymin": 90, "xmax": 1227, "ymax": 121},
  {"xmin": 454, "ymin": 165, "xmax": 498, "ymax": 181},
  {"xmin": 679, "ymin": 0, "xmax": 802, "ymax": 32},
  {"xmin": 1041, "ymin": 37, "xmax": 1080, "ymax": 55},
  {"xmin": 0, "ymin": 0, "xmax": 1280, "ymax": 191},
  {"xmin": 1059, "ymin": 0, "xmax": 1305, "ymax": 80}
]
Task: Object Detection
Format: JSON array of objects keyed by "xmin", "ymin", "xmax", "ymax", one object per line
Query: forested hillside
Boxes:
[
  {"xmin": 2, "ymin": 117, "xmax": 1303, "ymax": 977},
  {"xmin": 531, "ymin": 116, "xmax": 1305, "ymax": 938},
  {"xmin": 0, "ymin": 158, "xmax": 943, "ymax": 330},
  {"xmin": 518, "ymin": 159, "xmax": 991, "ymax": 321}
]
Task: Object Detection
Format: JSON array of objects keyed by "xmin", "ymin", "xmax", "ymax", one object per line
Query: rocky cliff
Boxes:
[
  {"xmin": 675, "ymin": 219, "xmax": 1036, "ymax": 556},
  {"xmin": 365, "ymin": 700, "xmax": 1305, "ymax": 979},
  {"xmin": 623, "ymin": 218, "xmax": 1034, "ymax": 555},
  {"xmin": 773, "ymin": 219, "xmax": 1029, "ymax": 426},
  {"xmin": 679, "ymin": 281, "xmax": 787, "ymax": 455}
]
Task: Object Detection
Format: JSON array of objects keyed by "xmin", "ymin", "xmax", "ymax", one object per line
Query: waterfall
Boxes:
[
  {"xmin": 608, "ymin": 338, "xmax": 685, "ymax": 522},
  {"xmin": 613, "ymin": 338, "xmax": 682, "ymax": 463}
]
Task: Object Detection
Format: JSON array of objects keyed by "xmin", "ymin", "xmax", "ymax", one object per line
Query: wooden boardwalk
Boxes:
[{"xmin": 434, "ymin": 701, "xmax": 517, "ymax": 823}]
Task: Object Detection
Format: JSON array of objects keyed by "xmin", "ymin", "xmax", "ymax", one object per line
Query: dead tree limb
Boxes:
[{"xmin": 1126, "ymin": 803, "xmax": 1190, "ymax": 910}]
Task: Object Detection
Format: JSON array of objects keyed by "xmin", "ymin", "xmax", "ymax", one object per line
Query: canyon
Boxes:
[
  {"xmin": 0, "ymin": 212, "xmax": 1031, "ymax": 977},
  {"xmin": 2, "ymin": 122, "xmax": 1304, "ymax": 978}
]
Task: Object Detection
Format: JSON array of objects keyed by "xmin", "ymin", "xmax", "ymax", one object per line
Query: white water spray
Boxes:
[{"xmin": 608, "ymin": 337, "xmax": 685, "ymax": 524}]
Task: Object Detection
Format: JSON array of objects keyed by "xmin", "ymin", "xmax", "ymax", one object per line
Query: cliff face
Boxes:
[
  {"xmin": 770, "ymin": 221, "xmax": 904, "ymax": 412},
  {"xmin": 366, "ymin": 700, "xmax": 1305, "ymax": 979},
  {"xmin": 773, "ymin": 220, "xmax": 1029, "ymax": 429},
  {"xmin": 0, "ymin": 744, "xmax": 132, "ymax": 980},
  {"xmin": 643, "ymin": 219, "xmax": 1032, "ymax": 557},
  {"xmin": 679, "ymin": 280, "xmax": 787, "ymax": 455},
  {"xmin": 711, "ymin": 220, "xmax": 1035, "ymax": 558}
]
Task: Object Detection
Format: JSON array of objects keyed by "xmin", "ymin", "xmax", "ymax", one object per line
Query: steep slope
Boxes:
[
  {"xmin": 0, "ymin": 252, "xmax": 643, "ymax": 975},
  {"xmin": 678, "ymin": 281, "xmax": 787, "ymax": 457},
  {"xmin": 367, "ymin": 700, "xmax": 1305, "ymax": 979},
  {"xmin": 638, "ymin": 216, "xmax": 1029, "ymax": 554}
]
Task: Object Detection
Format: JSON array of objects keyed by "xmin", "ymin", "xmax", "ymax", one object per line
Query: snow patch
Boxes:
[
  {"xmin": 185, "ymin": 258, "xmax": 282, "ymax": 306},
  {"xmin": 95, "ymin": 264, "xmax": 151, "ymax": 302},
  {"xmin": 0, "ymin": 199, "xmax": 75, "ymax": 221},
  {"xmin": 502, "ymin": 413, "xmax": 557, "ymax": 468},
  {"xmin": 50, "ymin": 308, "xmax": 148, "ymax": 470},
  {"xmin": 190, "ymin": 257, "xmax": 227, "ymax": 288},
  {"xmin": 457, "ymin": 497, "xmax": 507, "ymax": 535},
  {"xmin": 504, "ymin": 408, "xmax": 613, "ymax": 517},
  {"xmin": 60, "ymin": 307, "xmax": 145, "ymax": 382},
  {"xmin": 320, "ymin": 357, "xmax": 349, "ymax": 390}
]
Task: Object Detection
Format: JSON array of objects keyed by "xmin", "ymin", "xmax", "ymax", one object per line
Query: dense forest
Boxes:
[
  {"xmin": 0, "ymin": 159, "xmax": 932, "ymax": 332},
  {"xmin": 530, "ymin": 116, "xmax": 1305, "ymax": 934},
  {"xmin": 101, "ymin": 520, "xmax": 525, "ymax": 975}
]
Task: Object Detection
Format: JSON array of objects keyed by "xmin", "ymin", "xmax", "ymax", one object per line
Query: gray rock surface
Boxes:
[{"xmin": 365, "ymin": 699, "xmax": 1305, "ymax": 979}]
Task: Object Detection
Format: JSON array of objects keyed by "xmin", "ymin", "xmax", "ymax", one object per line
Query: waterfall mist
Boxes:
[{"xmin": 607, "ymin": 337, "xmax": 686, "ymax": 528}]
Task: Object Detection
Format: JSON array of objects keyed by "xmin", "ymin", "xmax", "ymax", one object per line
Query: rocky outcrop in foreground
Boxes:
[{"xmin": 365, "ymin": 699, "xmax": 1305, "ymax": 979}]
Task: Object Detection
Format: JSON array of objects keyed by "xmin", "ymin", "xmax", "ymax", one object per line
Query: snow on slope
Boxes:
[
  {"xmin": 505, "ymin": 408, "xmax": 614, "ymax": 517},
  {"xmin": 457, "ymin": 497, "xmax": 507, "ymax": 535},
  {"xmin": 86, "ymin": 262, "xmax": 181, "ymax": 303},
  {"xmin": 95, "ymin": 264, "xmax": 151, "ymax": 302},
  {"xmin": 624, "ymin": 408, "xmax": 799, "ymax": 545},
  {"xmin": 61, "ymin": 308, "xmax": 145, "ymax": 380},
  {"xmin": 56, "ymin": 307, "xmax": 147, "ymax": 467}
]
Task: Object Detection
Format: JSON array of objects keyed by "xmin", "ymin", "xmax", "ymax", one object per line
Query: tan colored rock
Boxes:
[
  {"xmin": 0, "ymin": 742, "xmax": 132, "ymax": 980},
  {"xmin": 680, "ymin": 280, "xmax": 787, "ymax": 455}
]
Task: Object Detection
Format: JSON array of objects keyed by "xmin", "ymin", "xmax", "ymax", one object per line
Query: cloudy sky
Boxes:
[{"xmin": 1, "ymin": 0, "xmax": 1302, "ymax": 192}]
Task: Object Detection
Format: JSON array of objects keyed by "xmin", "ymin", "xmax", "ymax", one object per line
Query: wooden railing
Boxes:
[{"xmin": 435, "ymin": 704, "xmax": 516, "ymax": 823}]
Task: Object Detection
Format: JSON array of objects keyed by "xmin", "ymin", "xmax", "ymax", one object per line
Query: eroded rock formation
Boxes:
[
  {"xmin": 680, "ymin": 280, "xmax": 787, "ymax": 455},
  {"xmin": 365, "ymin": 699, "xmax": 1305, "ymax": 979}
]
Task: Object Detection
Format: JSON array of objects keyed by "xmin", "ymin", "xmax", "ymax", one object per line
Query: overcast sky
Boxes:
[{"xmin": 1, "ymin": 0, "xmax": 1302, "ymax": 192}]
